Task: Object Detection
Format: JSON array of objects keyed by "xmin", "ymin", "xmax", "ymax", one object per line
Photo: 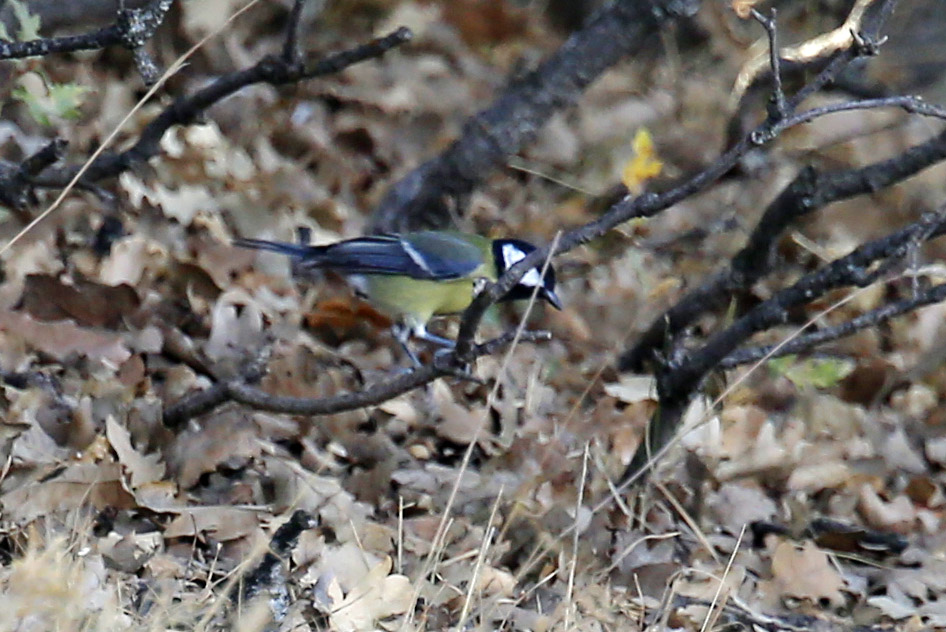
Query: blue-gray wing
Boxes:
[{"xmin": 312, "ymin": 232, "xmax": 485, "ymax": 280}]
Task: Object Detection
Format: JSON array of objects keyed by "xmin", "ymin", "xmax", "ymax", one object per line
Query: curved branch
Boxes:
[
  {"xmin": 772, "ymin": 95, "xmax": 946, "ymax": 134},
  {"xmin": 369, "ymin": 0, "xmax": 701, "ymax": 233},
  {"xmin": 620, "ymin": 123, "xmax": 946, "ymax": 372},
  {"xmin": 623, "ymin": 208, "xmax": 946, "ymax": 482},
  {"xmin": 31, "ymin": 26, "xmax": 413, "ymax": 188},
  {"xmin": 0, "ymin": 138, "xmax": 67, "ymax": 215},
  {"xmin": 719, "ymin": 281, "xmax": 946, "ymax": 368},
  {"xmin": 162, "ymin": 330, "xmax": 550, "ymax": 427},
  {"xmin": 0, "ymin": 0, "xmax": 174, "ymax": 83}
]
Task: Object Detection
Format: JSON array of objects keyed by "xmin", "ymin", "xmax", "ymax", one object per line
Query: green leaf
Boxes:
[
  {"xmin": 768, "ymin": 355, "xmax": 854, "ymax": 390},
  {"xmin": 9, "ymin": 0, "xmax": 41, "ymax": 41},
  {"xmin": 767, "ymin": 355, "xmax": 797, "ymax": 377},
  {"xmin": 13, "ymin": 71, "xmax": 89, "ymax": 127},
  {"xmin": 47, "ymin": 81, "xmax": 90, "ymax": 120},
  {"xmin": 12, "ymin": 84, "xmax": 49, "ymax": 126}
]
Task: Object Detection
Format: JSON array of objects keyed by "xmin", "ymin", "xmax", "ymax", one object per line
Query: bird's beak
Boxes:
[{"xmin": 544, "ymin": 289, "xmax": 563, "ymax": 310}]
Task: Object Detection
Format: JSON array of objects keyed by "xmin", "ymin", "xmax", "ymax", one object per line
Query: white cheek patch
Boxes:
[{"xmin": 502, "ymin": 243, "xmax": 543, "ymax": 287}]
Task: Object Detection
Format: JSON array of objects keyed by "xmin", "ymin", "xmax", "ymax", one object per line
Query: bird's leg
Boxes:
[
  {"xmin": 392, "ymin": 323, "xmax": 422, "ymax": 368},
  {"xmin": 412, "ymin": 325, "xmax": 455, "ymax": 349},
  {"xmin": 414, "ymin": 325, "xmax": 483, "ymax": 382}
]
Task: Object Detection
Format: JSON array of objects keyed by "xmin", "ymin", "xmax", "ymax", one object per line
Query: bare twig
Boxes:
[
  {"xmin": 719, "ymin": 281, "xmax": 946, "ymax": 368},
  {"xmin": 622, "ymin": 207, "xmax": 946, "ymax": 481},
  {"xmin": 281, "ymin": 0, "xmax": 306, "ymax": 64},
  {"xmin": 162, "ymin": 330, "xmax": 550, "ymax": 426},
  {"xmin": 0, "ymin": 138, "xmax": 67, "ymax": 213},
  {"xmin": 772, "ymin": 94, "xmax": 946, "ymax": 134},
  {"xmin": 453, "ymin": 21, "xmax": 897, "ymax": 361},
  {"xmin": 31, "ymin": 26, "xmax": 413, "ymax": 188},
  {"xmin": 750, "ymin": 8, "xmax": 787, "ymax": 119},
  {"xmin": 370, "ymin": 0, "xmax": 701, "ymax": 232},
  {"xmin": 620, "ymin": 122, "xmax": 946, "ymax": 372},
  {"xmin": 0, "ymin": 0, "xmax": 174, "ymax": 84}
]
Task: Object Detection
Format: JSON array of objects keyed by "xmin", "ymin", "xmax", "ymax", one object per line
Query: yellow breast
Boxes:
[{"xmin": 361, "ymin": 275, "xmax": 477, "ymax": 328}]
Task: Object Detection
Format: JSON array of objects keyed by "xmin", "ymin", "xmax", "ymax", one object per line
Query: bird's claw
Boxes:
[{"xmin": 433, "ymin": 348, "xmax": 481, "ymax": 384}]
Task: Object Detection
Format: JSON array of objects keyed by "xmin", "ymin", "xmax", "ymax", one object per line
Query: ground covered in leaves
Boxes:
[{"xmin": 2, "ymin": 1, "xmax": 946, "ymax": 630}]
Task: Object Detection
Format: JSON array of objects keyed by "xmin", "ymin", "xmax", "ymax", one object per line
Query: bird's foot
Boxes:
[{"xmin": 433, "ymin": 348, "xmax": 482, "ymax": 384}]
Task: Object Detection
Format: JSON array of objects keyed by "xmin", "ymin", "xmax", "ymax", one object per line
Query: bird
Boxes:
[{"xmin": 234, "ymin": 230, "xmax": 562, "ymax": 365}]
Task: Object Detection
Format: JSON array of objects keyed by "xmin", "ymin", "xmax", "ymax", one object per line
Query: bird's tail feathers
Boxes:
[{"xmin": 233, "ymin": 238, "xmax": 323, "ymax": 259}]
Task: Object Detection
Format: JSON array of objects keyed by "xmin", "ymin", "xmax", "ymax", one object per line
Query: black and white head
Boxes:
[{"xmin": 492, "ymin": 239, "xmax": 563, "ymax": 309}]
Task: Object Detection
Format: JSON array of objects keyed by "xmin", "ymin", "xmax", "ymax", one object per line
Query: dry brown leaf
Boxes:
[
  {"xmin": 97, "ymin": 530, "xmax": 162, "ymax": 573},
  {"xmin": 731, "ymin": 0, "xmax": 763, "ymax": 19},
  {"xmin": 105, "ymin": 416, "xmax": 166, "ymax": 490},
  {"xmin": 925, "ymin": 436, "xmax": 946, "ymax": 466},
  {"xmin": 859, "ymin": 485, "xmax": 916, "ymax": 533},
  {"xmin": 205, "ymin": 289, "xmax": 265, "ymax": 362},
  {"xmin": 707, "ymin": 483, "xmax": 777, "ymax": 534},
  {"xmin": 163, "ymin": 506, "xmax": 261, "ymax": 541},
  {"xmin": 767, "ymin": 541, "xmax": 846, "ymax": 608},
  {"xmin": 99, "ymin": 234, "xmax": 167, "ymax": 287},
  {"xmin": 170, "ymin": 412, "xmax": 261, "ymax": 489},
  {"xmin": 431, "ymin": 380, "xmax": 488, "ymax": 445},
  {"xmin": 786, "ymin": 461, "xmax": 849, "ymax": 492},
  {"xmin": 133, "ymin": 481, "xmax": 179, "ymax": 511},
  {"xmin": 1, "ymin": 463, "xmax": 135, "ymax": 524},
  {"xmin": 603, "ymin": 374, "xmax": 657, "ymax": 404},
  {"xmin": 0, "ymin": 311, "xmax": 130, "ymax": 364},
  {"xmin": 474, "ymin": 566, "xmax": 517, "ymax": 598},
  {"xmin": 5, "ymin": 416, "xmax": 72, "ymax": 467},
  {"xmin": 675, "ymin": 565, "xmax": 746, "ymax": 611},
  {"xmin": 328, "ymin": 555, "xmax": 412, "ymax": 632},
  {"xmin": 20, "ymin": 274, "xmax": 140, "ymax": 329}
]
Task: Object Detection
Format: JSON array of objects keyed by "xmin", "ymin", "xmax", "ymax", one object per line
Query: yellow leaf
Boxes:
[{"xmin": 622, "ymin": 128, "xmax": 663, "ymax": 194}]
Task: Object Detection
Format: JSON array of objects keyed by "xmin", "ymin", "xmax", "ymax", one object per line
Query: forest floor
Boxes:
[{"xmin": 2, "ymin": 1, "xmax": 946, "ymax": 630}]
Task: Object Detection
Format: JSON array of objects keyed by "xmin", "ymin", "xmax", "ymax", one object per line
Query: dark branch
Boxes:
[
  {"xmin": 237, "ymin": 509, "xmax": 317, "ymax": 623},
  {"xmin": 0, "ymin": 0, "xmax": 174, "ymax": 84},
  {"xmin": 369, "ymin": 0, "xmax": 701, "ymax": 233},
  {"xmin": 750, "ymin": 8, "xmax": 787, "ymax": 120},
  {"xmin": 30, "ymin": 27, "xmax": 413, "ymax": 188},
  {"xmin": 772, "ymin": 94, "xmax": 946, "ymax": 134},
  {"xmin": 719, "ymin": 281, "xmax": 946, "ymax": 368},
  {"xmin": 453, "ymin": 21, "xmax": 898, "ymax": 360},
  {"xmin": 162, "ymin": 330, "xmax": 549, "ymax": 427},
  {"xmin": 281, "ymin": 0, "xmax": 307, "ymax": 64},
  {"xmin": 620, "ymin": 123, "xmax": 946, "ymax": 372},
  {"xmin": 623, "ymin": 207, "xmax": 946, "ymax": 482},
  {"xmin": 0, "ymin": 138, "xmax": 67, "ymax": 215}
]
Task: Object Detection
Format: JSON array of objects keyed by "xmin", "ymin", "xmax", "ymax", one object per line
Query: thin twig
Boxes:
[
  {"xmin": 750, "ymin": 8, "xmax": 787, "ymax": 119},
  {"xmin": 0, "ymin": 0, "xmax": 265, "ymax": 258},
  {"xmin": 162, "ymin": 330, "xmax": 550, "ymax": 426},
  {"xmin": 622, "ymin": 207, "xmax": 946, "ymax": 482},
  {"xmin": 370, "ymin": 0, "xmax": 701, "ymax": 232},
  {"xmin": 31, "ymin": 26, "xmax": 413, "ymax": 189},
  {"xmin": 719, "ymin": 281, "xmax": 946, "ymax": 368},
  {"xmin": 621, "ymin": 121, "xmax": 946, "ymax": 372},
  {"xmin": 0, "ymin": 0, "xmax": 174, "ymax": 84},
  {"xmin": 773, "ymin": 94, "xmax": 946, "ymax": 133}
]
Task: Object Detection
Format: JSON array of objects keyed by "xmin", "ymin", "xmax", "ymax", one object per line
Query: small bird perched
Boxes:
[{"xmin": 234, "ymin": 230, "xmax": 562, "ymax": 364}]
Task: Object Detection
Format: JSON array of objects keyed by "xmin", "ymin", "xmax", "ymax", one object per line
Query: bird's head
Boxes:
[{"xmin": 492, "ymin": 238, "xmax": 562, "ymax": 310}]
